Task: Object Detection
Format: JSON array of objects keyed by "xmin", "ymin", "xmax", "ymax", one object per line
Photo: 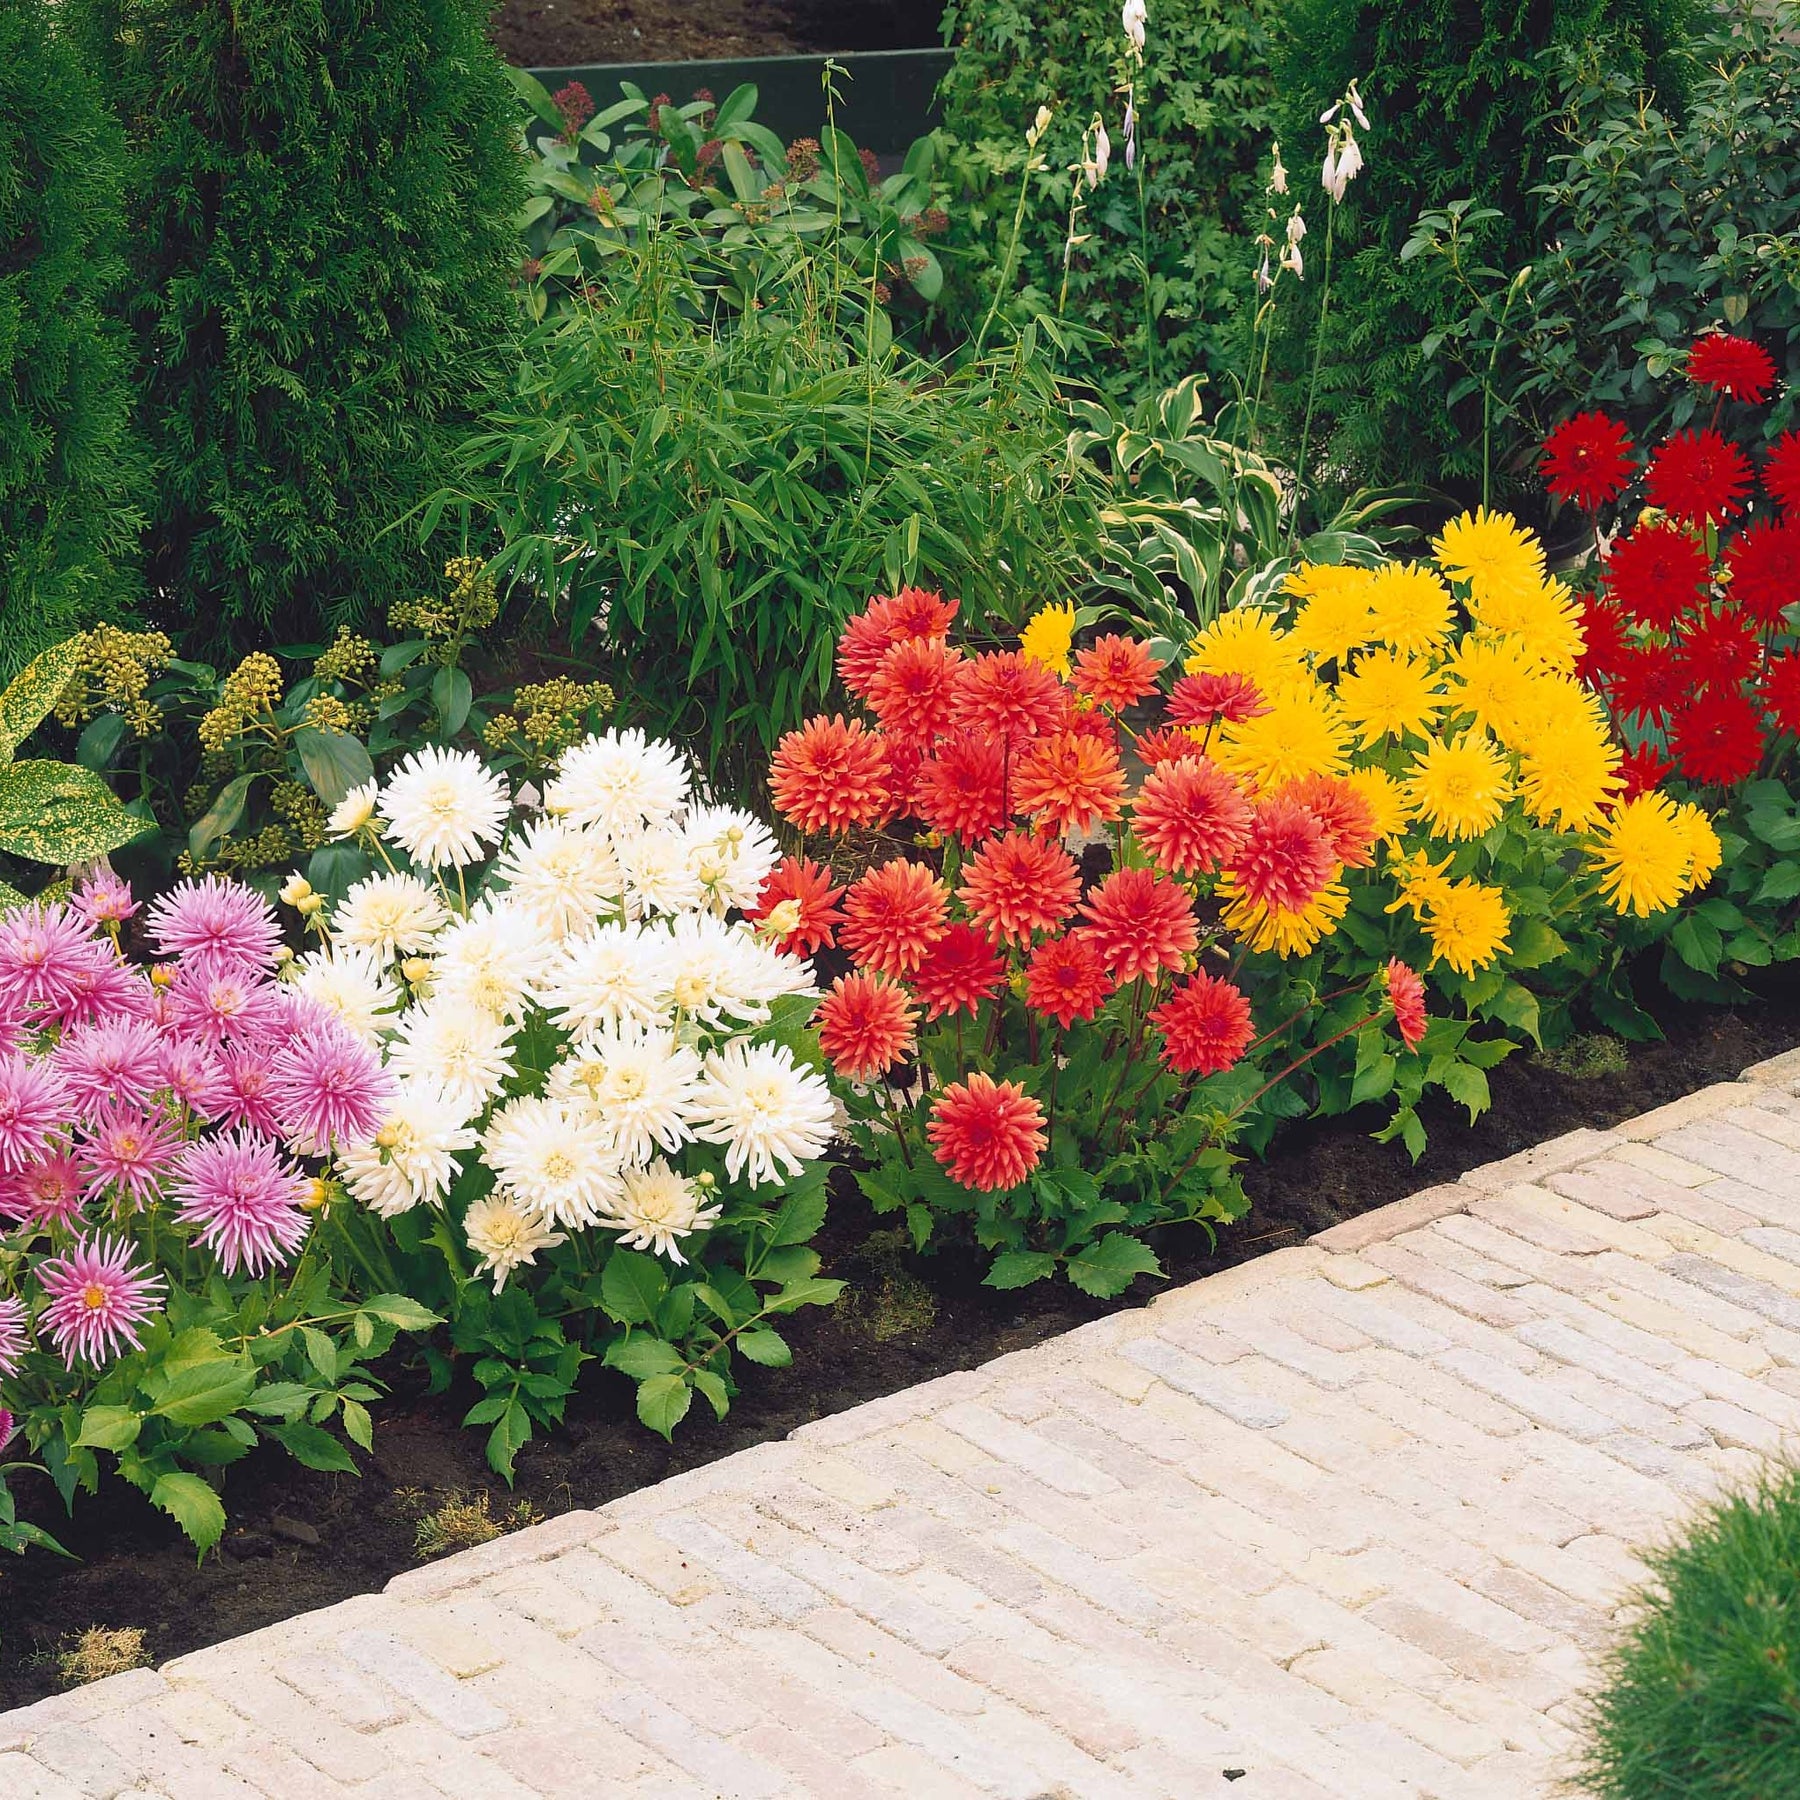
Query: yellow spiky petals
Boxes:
[
  {"xmin": 1336, "ymin": 650, "xmax": 1444, "ymax": 745},
  {"xmin": 1405, "ymin": 734, "xmax": 1514, "ymax": 841},
  {"xmin": 1422, "ymin": 878, "xmax": 1512, "ymax": 976},
  {"xmin": 1589, "ymin": 792, "xmax": 1710, "ymax": 917}
]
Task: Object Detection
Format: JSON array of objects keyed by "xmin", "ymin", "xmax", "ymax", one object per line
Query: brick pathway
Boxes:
[{"xmin": 7, "ymin": 1050, "xmax": 1800, "ymax": 1798}]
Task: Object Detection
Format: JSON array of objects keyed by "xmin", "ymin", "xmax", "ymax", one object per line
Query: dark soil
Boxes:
[
  {"xmin": 3, "ymin": 971, "xmax": 1797, "ymax": 1708},
  {"xmin": 492, "ymin": 0, "xmax": 946, "ymax": 69}
]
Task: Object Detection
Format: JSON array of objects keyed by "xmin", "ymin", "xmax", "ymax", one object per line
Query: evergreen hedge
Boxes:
[{"xmin": 65, "ymin": 0, "xmax": 523, "ymax": 649}]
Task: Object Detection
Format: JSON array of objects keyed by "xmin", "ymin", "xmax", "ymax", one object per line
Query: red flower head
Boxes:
[
  {"xmin": 914, "ymin": 731, "xmax": 1009, "ymax": 844},
  {"xmin": 928, "ymin": 1073, "xmax": 1046, "ymax": 1192},
  {"xmin": 913, "ymin": 923, "xmax": 1006, "ymax": 1021},
  {"xmin": 747, "ymin": 857, "xmax": 844, "ymax": 956},
  {"xmin": 770, "ymin": 715, "xmax": 892, "ymax": 835},
  {"xmin": 949, "ymin": 651, "xmax": 1067, "ymax": 746},
  {"xmin": 1151, "ymin": 972, "xmax": 1254, "ymax": 1076},
  {"xmin": 1059, "ymin": 700, "xmax": 1123, "ymax": 752},
  {"xmin": 1612, "ymin": 644, "xmax": 1687, "ymax": 723},
  {"xmin": 1133, "ymin": 724, "xmax": 1204, "ymax": 767},
  {"xmin": 1132, "ymin": 755, "xmax": 1252, "ymax": 876},
  {"xmin": 1604, "ymin": 522, "xmax": 1712, "ymax": 631},
  {"xmin": 882, "ymin": 737, "xmax": 925, "ymax": 823},
  {"xmin": 1227, "ymin": 797, "xmax": 1337, "ymax": 914},
  {"xmin": 1575, "ymin": 593, "xmax": 1629, "ymax": 687},
  {"xmin": 1072, "ymin": 634, "xmax": 1165, "ymax": 710},
  {"xmin": 1677, "ymin": 607, "xmax": 1760, "ymax": 693},
  {"xmin": 1724, "ymin": 519, "xmax": 1800, "ymax": 629},
  {"xmin": 1013, "ymin": 731, "xmax": 1128, "ymax": 838},
  {"xmin": 837, "ymin": 589, "xmax": 959, "ymax": 699},
  {"xmin": 1617, "ymin": 741, "xmax": 1675, "ymax": 801},
  {"xmin": 1384, "ymin": 959, "xmax": 1428, "ymax": 1052},
  {"xmin": 1277, "ymin": 775, "xmax": 1377, "ymax": 870},
  {"xmin": 1168, "ymin": 671, "xmax": 1269, "ymax": 730},
  {"xmin": 1540, "ymin": 412, "xmax": 1635, "ymax": 510},
  {"xmin": 1024, "ymin": 934, "xmax": 1113, "ymax": 1027},
  {"xmin": 958, "ymin": 830, "xmax": 1080, "ymax": 946},
  {"xmin": 866, "ymin": 635, "xmax": 965, "ymax": 746},
  {"xmin": 1645, "ymin": 428, "xmax": 1753, "ymax": 527},
  {"xmin": 1669, "ymin": 689, "xmax": 1765, "ymax": 787},
  {"xmin": 1076, "ymin": 867, "xmax": 1198, "ymax": 984},
  {"xmin": 1765, "ymin": 431, "xmax": 1800, "ymax": 515},
  {"xmin": 816, "ymin": 972, "xmax": 917, "ymax": 1081},
  {"xmin": 1687, "ymin": 333, "xmax": 1777, "ymax": 403},
  {"xmin": 840, "ymin": 860, "xmax": 949, "ymax": 976},
  {"xmin": 1762, "ymin": 652, "xmax": 1800, "ymax": 736}
]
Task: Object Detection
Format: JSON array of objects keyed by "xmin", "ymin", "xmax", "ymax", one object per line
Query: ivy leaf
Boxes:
[
  {"xmin": 431, "ymin": 666, "xmax": 473, "ymax": 739},
  {"xmin": 984, "ymin": 1250, "xmax": 1057, "ymax": 1290},
  {"xmin": 1065, "ymin": 1234, "xmax": 1164, "ymax": 1298},
  {"xmin": 0, "ymin": 760, "xmax": 146, "ymax": 864},
  {"xmin": 151, "ymin": 1471, "xmax": 227, "ymax": 1556},
  {"xmin": 601, "ymin": 1251, "xmax": 668, "ymax": 1325},
  {"xmin": 188, "ymin": 770, "xmax": 260, "ymax": 862},
  {"xmin": 636, "ymin": 1373, "xmax": 693, "ymax": 1440},
  {"xmin": 733, "ymin": 1328, "xmax": 791, "ymax": 1368}
]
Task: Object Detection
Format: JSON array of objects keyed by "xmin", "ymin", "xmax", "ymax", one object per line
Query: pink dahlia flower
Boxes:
[
  {"xmin": 0, "ymin": 1409, "xmax": 14, "ymax": 1453},
  {"xmin": 166, "ymin": 961, "xmax": 285, "ymax": 1044},
  {"xmin": 0, "ymin": 903, "xmax": 96, "ymax": 1014},
  {"xmin": 37, "ymin": 1236, "xmax": 166, "ymax": 1368},
  {"xmin": 72, "ymin": 870, "xmax": 139, "ymax": 929},
  {"xmin": 155, "ymin": 1038, "xmax": 230, "ymax": 1120},
  {"xmin": 77, "ymin": 1102, "xmax": 184, "ymax": 1208},
  {"xmin": 54, "ymin": 1019, "xmax": 165, "ymax": 1120},
  {"xmin": 43, "ymin": 942, "xmax": 155, "ymax": 1031},
  {"xmin": 0, "ymin": 1294, "xmax": 27, "ymax": 1376},
  {"xmin": 216, "ymin": 1046, "xmax": 281, "ymax": 1135},
  {"xmin": 270, "ymin": 1022, "xmax": 393, "ymax": 1154},
  {"xmin": 0, "ymin": 1052, "xmax": 72, "ymax": 1173},
  {"xmin": 0, "ymin": 1151, "xmax": 85, "ymax": 1229},
  {"xmin": 145, "ymin": 876, "xmax": 282, "ymax": 972},
  {"xmin": 172, "ymin": 1130, "xmax": 310, "ymax": 1276}
]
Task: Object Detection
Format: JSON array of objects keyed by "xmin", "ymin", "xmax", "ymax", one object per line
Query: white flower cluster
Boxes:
[{"xmin": 299, "ymin": 731, "xmax": 831, "ymax": 1291}]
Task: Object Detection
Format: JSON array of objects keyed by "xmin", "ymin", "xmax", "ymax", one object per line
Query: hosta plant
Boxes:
[
  {"xmin": 296, "ymin": 729, "xmax": 841, "ymax": 1469},
  {"xmin": 0, "ymin": 871, "xmax": 436, "ymax": 1562}
]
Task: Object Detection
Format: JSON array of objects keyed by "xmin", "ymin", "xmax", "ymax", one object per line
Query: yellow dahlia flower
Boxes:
[
  {"xmin": 1213, "ymin": 684, "xmax": 1352, "ymax": 790},
  {"xmin": 1433, "ymin": 508, "xmax": 1546, "ymax": 609},
  {"xmin": 1405, "ymin": 734, "xmax": 1514, "ymax": 841},
  {"xmin": 1423, "ymin": 878, "xmax": 1512, "ymax": 976},
  {"xmin": 1219, "ymin": 875, "xmax": 1350, "ymax": 958},
  {"xmin": 1186, "ymin": 607, "xmax": 1308, "ymax": 696},
  {"xmin": 1342, "ymin": 766, "xmax": 1414, "ymax": 840},
  {"xmin": 1367, "ymin": 563, "xmax": 1455, "ymax": 658},
  {"xmin": 1336, "ymin": 650, "xmax": 1444, "ymax": 745},
  {"xmin": 1019, "ymin": 601, "xmax": 1077, "ymax": 677},
  {"xmin": 1591, "ymin": 792, "xmax": 1701, "ymax": 917},
  {"xmin": 1286, "ymin": 564, "xmax": 1378, "ymax": 664}
]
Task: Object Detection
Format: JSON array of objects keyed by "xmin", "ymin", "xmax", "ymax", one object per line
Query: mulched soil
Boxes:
[
  {"xmin": 3, "ymin": 963, "xmax": 1795, "ymax": 1708},
  {"xmin": 491, "ymin": 0, "xmax": 945, "ymax": 68}
]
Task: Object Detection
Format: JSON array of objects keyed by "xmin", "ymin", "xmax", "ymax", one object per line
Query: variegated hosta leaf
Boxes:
[
  {"xmin": 0, "ymin": 637, "xmax": 86, "ymax": 761},
  {"xmin": 0, "ymin": 760, "xmax": 146, "ymax": 865}
]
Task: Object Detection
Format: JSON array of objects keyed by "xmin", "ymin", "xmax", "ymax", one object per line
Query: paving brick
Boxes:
[
  {"xmin": 1434, "ymin": 1346, "xmax": 1618, "ymax": 1441},
  {"xmin": 1122, "ymin": 1336, "xmax": 1290, "ymax": 1428},
  {"xmin": 335, "ymin": 1633, "xmax": 509, "ymax": 1739},
  {"xmin": 1310, "ymin": 1183, "xmax": 1471, "ymax": 1251},
  {"xmin": 1459, "ymin": 1129, "xmax": 1624, "ymax": 1192},
  {"xmin": 1359, "ymin": 1241, "xmax": 1539, "ymax": 1329}
]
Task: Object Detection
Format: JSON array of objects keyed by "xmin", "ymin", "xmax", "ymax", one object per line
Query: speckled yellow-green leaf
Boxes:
[
  {"xmin": 0, "ymin": 638, "xmax": 86, "ymax": 761},
  {"xmin": 0, "ymin": 760, "xmax": 147, "ymax": 864},
  {"xmin": 0, "ymin": 878, "xmax": 27, "ymax": 914}
]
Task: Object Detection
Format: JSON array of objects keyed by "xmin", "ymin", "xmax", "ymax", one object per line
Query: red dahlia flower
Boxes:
[
  {"xmin": 770, "ymin": 715, "xmax": 892, "ymax": 835},
  {"xmin": 1228, "ymin": 798, "xmax": 1337, "ymax": 913},
  {"xmin": 1168, "ymin": 671, "xmax": 1268, "ymax": 729},
  {"xmin": 1132, "ymin": 755, "xmax": 1252, "ymax": 876},
  {"xmin": 1617, "ymin": 742, "xmax": 1674, "ymax": 801},
  {"xmin": 949, "ymin": 650, "xmax": 1066, "ymax": 746},
  {"xmin": 1133, "ymin": 725, "xmax": 1205, "ymax": 766},
  {"xmin": 1575, "ymin": 593, "xmax": 1629, "ymax": 688},
  {"xmin": 912, "ymin": 923, "xmax": 1006, "ymax": 1021},
  {"xmin": 928, "ymin": 1073, "xmax": 1047, "ymax": 1192},
  {"xmin": 1668, "ymin": 689, "xmax": 1765, "ymax": 786},
  {"xmin": 1151, "ymin": 972, "xmax": 1254, "ymax": 1075},
  {"xmin": 913, "ymin": 732, "xmax": 1009, "ymax": 845},
  {"xmin": 1384, "ymin": 959, "xmax": 1428, "ymax": 1052},
  {"xmin": 747, "ymin": 857, "xmax": 844, "ymax": 956},
  {"xmin": 1644, "ymin": 428, "xmax": 1753, "ymax": 526},
  {"xmin": 1765, "ymin": 431, "xmax": 1800, "ymax": 515},
  {"xmin": 1686, "ymin": 333, "xmax": 1777, "ymax": 403},
  {"xmin": 1278, "ymin": 776, "xmax": 1377, "ymax": 869},
  {"xmin": 1075, "ymin": 867, "xmax": 1198, "ymax": 984},
  {"xmin": 957, "ymin": 830, "xmax": 1080, "ymax": 946},
  {"xmin": 816, "ymin": 972, "xmax": 917, "ymax": 1081},
  {"xmin": 1611, "ymin": 644, "xmax": 1688, "ymax": 723},
  {"xmin": 1072, "ymin": 634, "xmax": 1165, "ymax": 710},
  {"xmin": 837, "ymin": 589, "xmax": 959, "ymax": 698},
  {"xmin": 1724, "ymin": 520, "xmax": 1800, "ymax": 629},
  {"xmin": 840, "ymin": 860, "xmax": 949, "ymax": 976},
  {"xmin": 1013, "ymin": 731, "xmax": 1128, "ymax": 837},
  {"xmin": 1676, "ymin": 607, "xmax": 1760, "ymax": 692},
  {"xmin": 1762, "ymin": 653, "xmax": 1800, "ymax": 736},
  {"xmin": 865, "ymin": 635, "xmax": 965, "ymax": 746},
  {"xmin": 1539, "ymin": 412, "xmax": 1635, "ymax": 510},
  {"xmin": 1604, "ymin": 522, "xmax": 1712, "ymax": 631},
  {"xmin": 1024, "ymin": 934, "xmax": 1113, "ymax": 1027}
]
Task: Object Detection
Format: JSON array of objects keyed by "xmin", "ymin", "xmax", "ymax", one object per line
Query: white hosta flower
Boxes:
[
  {"xmin": 494, "ymin": 815, "xmax": 623, "ymax": 941},
  {"xmin": 465, "ymin": 1194, "xmax": 565, "ymax": 1292},
  {"xmin": 1121, "ymin": 0, "xmax": 1146, "ymax": 57},
  {"xmin": 334, "ymin": 872, "xmax": 449, "ymax": 959},
  {"xmin": 326, "ymin": 779, "xmax": 381, "ymax": 840},
  {"xmin": 617, "ymin": 826, "xmax": 705, "ymax": 918},
  {"xmin": 379, "ymin": 745, "xmax": 509, "ymax": 869},
  {"xmin": 660, "ymin": 912, "xmax": 813, "ymax": 1030},
  {"xmin": 338, "ymin": 1081, "xmax": 477, "ymax": 1217},
  {"xmin": 682, "ymin": 804, "xmax": 780, "ymax": 914},
  {"xmin": 482, "ymin": 1095, "xmax": 623, "ymax": 1228},
  {"xmin": 1269, "ymin": 141, "xmax": 1288, "ymax": 195},
  {"xmin": 431, "ymin": 900, "xmax": 547, "ymax": 1023},
  {"xmin": 1089, "ymin": 117, "xmax": 1111, "ymax": 186},
  {"xmin": 388, "ymin": 1003, "xmax": 516, "ymax": 1122},
  {"xmin": 543, "ymin": 922, "xmax": 674, "ymax": 1039},
  {"xmin": 546, "ymin": 729, "xmax": 690, "ymax": 836},
  {"xmin": 690, "ymin": 1040, "xmax": 835, "ymax": 1187},
  {"xmin": 293, "ymin": 943, "xmax": 401, "ymax": 1045},
  {"xmin": 547, "ymin": 1021, "xmax": 703, "ymax": 1168},
  {"xmin": 606, "ymin": 1160, "xmax": 721, "ymax": 1263}
]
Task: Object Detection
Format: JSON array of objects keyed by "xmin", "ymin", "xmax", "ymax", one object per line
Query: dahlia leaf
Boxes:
[
  {"xmin": 601, "ymin": 1251, "xmax": 667, "ymax": 1325},
  {"xmin": 636, "ymin": 1374, "xmax": 693, "ymax": 1441},
  {"xmin": 1066, "ymin": 1234, "xmax": 1163, "ymax": 1299},
  {"xmin": 152, "ymin": 1360, "xmax": 256, "ymax": 1428},
  {"xmin": 604, "ymin": 1336, "xmax": 684, "ymax": 1380},
  {"xmin": 734, "ymin": 1328, "xmax": 791, "ymax": 1368},
  {"xmin": 984, "ymin": 1251, "xmax": 1057, "ymax": 1290},
  {"xmin": 356, "ymin": 1295, "xmax": 440, "ymax": 1333},
  {"xmin": 73, "ymin": 1405, "xmax": 142, "ymax": 1452},
  {"xmin": 151, "ymin": 1471, "xmax": 226, "ymax": 1556},
  {"xmin": 267, "ymin": 1420, "xmax": 357, "ymax": 1474}
]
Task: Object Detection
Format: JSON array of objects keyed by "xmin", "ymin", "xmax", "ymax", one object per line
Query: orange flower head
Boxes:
[
  {"xmin": 770, "ymin": 715, "xmax": 892, "ymax": 835},
  {"xmin": 949, "ymin": 650, "xmax": 1066, "ymax": 746},
  {"xmin": 837, "ymin": 588, "xmax": 958, "ymax": 698},
  {"xmin": 928, "ymin": 1073, "xmax": 1047, "ymax": 1192},
  {"xmin": 912, "ymin": 923, "xmax": 1006, "ymax": 1020},
  {"xmin": 1076, "ymin": 866, "xmax": 1198, "ymax": 983},
  {"xmin": 817, "ymin": 971, "xmax": 917, "ymax": 1080},
  {"xmin": 1385, "ymin": 958, "xmax": 1428, "ymax": 1052},
  {"xmin": 1276, "ymin": 775, "xmax": 1377, "ymax": 869},
  {"xmin": 1073, "ymin": 634, "xmax": 1165, "ymax": 710},
  {"xmin": 1151, "ymin": 972, "xmax": 1254, "ymax": 1075},
  {"xmin": 957, "ymin": 830, "xmax": 1081, "ymax": 945},
  {"xmin": 840, "ymin": 860, "xmax": 948, "ymax": 977},
  {"xmin": 1014, "ymin": 731, "xmax": 1127, "ymax": 838},
  {"xmin": 1227, "ymin": 797, "xmax": 1337, "ymax": 914},
  {"xmin": 914, "ymin": 731, "xmax": 1009, "ymax": 845},
  {"xmin": 1168, "ymin": 671, "xmax": 1268, "ymax": 729},
  {"xmin": 1024, "ymin": 933, "xmax": 1113, "ymax": 1027},
  {"xmin": 746, "ymin": 856, "xmax": 844, "ymax": 956},
  {"xmin": 1132, "ymin": 755, "xmax": 1252, "ymax": 876},
  {"xmin": 866, "ymin": 635, "xmax": 965, "ymax": 747},
  {"xmin": 1133, "ymin": 724, "xmax": 1203, "ymax": 767}
]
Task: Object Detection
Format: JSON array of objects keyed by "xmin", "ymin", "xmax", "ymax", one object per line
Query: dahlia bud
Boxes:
[{"xmin": 279, "ymin": 872, "xmax": 313, "ymax": 907}]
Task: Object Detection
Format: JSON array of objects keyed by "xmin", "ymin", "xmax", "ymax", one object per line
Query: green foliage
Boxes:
[
  {"xmin": 1264, "ymin": 0, "xmax": 1694, "ymax": 498},
  {"xmin": 63, "ymin": 0, "xmax": 523, "ymax": 652},
  {"xmin": 933, "ymin": 0, "xmax": 1276, "ymax": 401},
  {"xmin": 1579, "ymin": 1463, "xmax": 1800, "ymax": 1797},
  {"xmin": 0, "ymin": 0, "xmax": 145, "ymax": 673}
]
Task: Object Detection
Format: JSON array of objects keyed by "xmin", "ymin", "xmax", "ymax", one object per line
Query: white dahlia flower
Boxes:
[
  {"xmin": 338, "ymin": 1080, "xmax": 477, "ymax": 1217},
  {"xmin": 546, "ymin": 729, "xmax": 690, "ymax": 836},
  {"xmin": 333, "ymin": 872, "xmax": 449, "ymax": 959},
  {"xmin": 465, "ymin": 1194, "xmax": 565, "ymax": 1293},
  {"xmin": 541, "ymin": 923, "xmax": 673, "ymax": 1039},
  {"xmin": 683, "ymin": 804, "xmax": 780, "ymax": 914},
  {"xmin": 430, "ymin": 901, "xmax": 547, "ymax": 1023},
  {"xmin": 690, "ymin": 1040, "xmax": 835, "ymax": 1186},
  {"xmin": 494, "ymin": 815, "xmax": 623, "ymax": 941},
  {"xmin": 481, "ymin": 1094, "xmax": 622, "ymax": 1228},
  {"xmin": 326, "ymin": 779, "xmax": 381, "ymax": 841},
  {"xmin": 547, "ymin": 1021, "xmax": 702, "ymax": 1168},
  {"xmin": 617, "ymin": 827, "xmax": 705, "ymax": 919},
  {"xmin": 379, "ymin": 745, "xmax": 509, "ymax": 869},
  {"xmin": 387, "ymin": 1002, "xmax": 516, "ymax": 1122},
  {"xmin": 292, "ymin": 943, "xmax": 402, "ymax": 1045},
  {"xmin": 607, "ymin": 1160, "xmax": 722, "ymax": 1263}
]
